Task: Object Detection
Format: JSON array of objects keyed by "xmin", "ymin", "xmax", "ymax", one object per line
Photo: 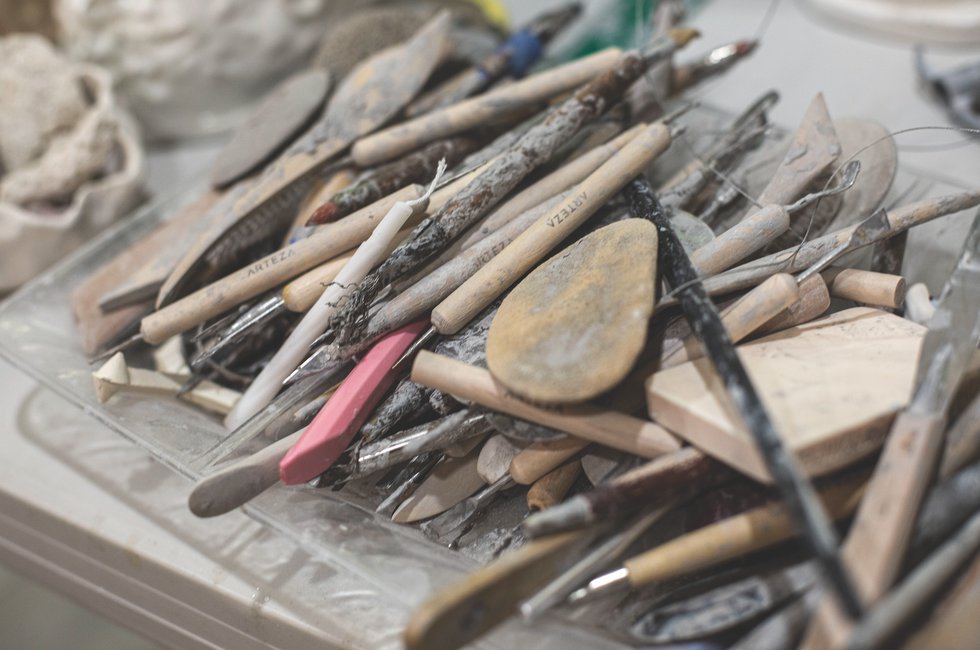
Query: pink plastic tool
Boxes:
[{"xmin": 279, "ymin": 320, "xmax": 430, "ymax": 484}]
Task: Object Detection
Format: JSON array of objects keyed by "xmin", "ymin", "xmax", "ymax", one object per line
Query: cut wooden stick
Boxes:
[
  {"xmin": 527, "ymin": 460, "xmax": 581, "ymax": 511},
  {"xmin": 822, "ymin": 267, "xmax": 906, "ymax": 308},
  {"xmin": 411, "ymin": 351, "xmax": 681, "ymax": 460},
  {"xmin": 756, "ymin": 273, "xmax": 831, "ymax": 335},
  {"xmin": 509, "ymin": 436, "xmax": 590, "ymax": 485}
]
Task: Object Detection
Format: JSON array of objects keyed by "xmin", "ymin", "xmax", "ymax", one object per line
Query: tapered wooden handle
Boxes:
[
  {"xmin": 140, "ymin": 185, "xmax": 423, "ymax": 344},
  {"xmin": 823, "ymin": 267, "xmax": 906, "ymax": 308},
  {"xmin": 432, "ymin": 123, "xmax": 672, "ymax": 335},
  {"xmin": 624, "ymin": 472, "xmax": 865, "ymax": 587},
  {"xmin": 352, "ymin": 48, "xmax": 623, "ymax": 166},
  {"xmin": 757, "ymin": 273, "xmax": 830, "ymax": 335},
  {"xmin": 510, "ymin": 436, "xmax": 590, "ymax": 485},
  {"xmin": 412, "ymin": 351, "xmax": 681, "ymax": 460},
  {"xmin": 528, "ymin": 460, "xmax": 582, "ymax": 511},
  {"xmin": 404, "ymin": 529, "xmax": 589, "ymax": 650},
  {"xmin": 690, "ymin": 204, "xmax": 790, "ymax": 277},
  {"xmin": 799, "ymin": 410, "xmax": 947, "ymax": 650},
  {"xmin": 663, "ymin": 273, "xmax": 800, "ymax": 367},
  {"xmin": 187, "ymin": 430, "xmax": 302, "ymax": 518}
]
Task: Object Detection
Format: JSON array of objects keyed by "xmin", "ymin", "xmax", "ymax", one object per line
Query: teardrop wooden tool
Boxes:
[
  {"xmin": 477, "ymin": 434, "xmax": 525, "ymax": 484},
  {"xmin": 486, "ymin": 218, "xmax": 658, "ymax": 404},
  {"xmin": 156, "ymin": 11, "xmax": 451, "ymax": 305},
  {"xmin": 210, "ymin": 69, "xmax": 332, "ymax": 189},
  {"xmin": 648, "ymin": 308, "xmax": 925, "ymax": 483},
  {"xmin": 392, "ymin": 445, "xmax": 486, "ymax": 523}
]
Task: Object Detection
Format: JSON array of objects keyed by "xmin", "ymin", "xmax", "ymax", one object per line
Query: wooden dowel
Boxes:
[
  {"xmin": 527, "ymin": 460, "xmax": 581, "ymax": 511},
  {"xmin": 411, "ymin": 351, "xmax": 681, "ymax": 460},
  {"xmin": 432, "ymin": 122, "xmax": 673, "ymax": 335},
  {"xmin": 351, "ymin": 48, "xmax": 623, "ymax": 166},
  {"xmin": 140, "ymin": 185, "xmax": 423, "ymax": 345},
  {"xmin": 510, "ymin": 437, "xmax": 590, "ymax": 485},
  {"xmin": 823, "ymin": 267, "xmax": 906, "ymax": 308}
]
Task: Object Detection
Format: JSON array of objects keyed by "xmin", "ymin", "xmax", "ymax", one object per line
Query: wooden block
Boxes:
[{"xmin": 646, "ymin": 307, "xmax": 925, "ymax": 482}]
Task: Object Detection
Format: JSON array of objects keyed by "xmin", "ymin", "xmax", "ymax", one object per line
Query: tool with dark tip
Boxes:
[
  {"xmin": 671, "ymin": 39, "xmax": 757, "ymax": 93},
  {"xmin": 627, "ymin": 177, "xmax": 864, "ymax": 619},
  {"xmin": 404, "ymin": 2, "xmax": 584, "ymax": 118},
  {"xmin": 800, "ymin": 212, "xmax": 980, "ymax": 650},
  {"xmin": 330, "ymin": 30, "xmax": 698, "ymax": 348}
]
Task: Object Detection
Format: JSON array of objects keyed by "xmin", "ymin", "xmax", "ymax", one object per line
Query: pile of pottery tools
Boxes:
[{"xmin": 70, "ymin": 3, "xmax": 980, "ymax": 649}]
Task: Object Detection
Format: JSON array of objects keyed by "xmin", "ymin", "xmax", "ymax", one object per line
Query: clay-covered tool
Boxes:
[
  {"xmin": 486, "ymin": 218, "xmax": 658, "ymax": 404},
  {"xmin": 391, "ymin": 445, "xmax": 486, "ymax": 523},
  {"xmin": 210, "ymin": 69, "xmax": 332, "ymax": 189}
]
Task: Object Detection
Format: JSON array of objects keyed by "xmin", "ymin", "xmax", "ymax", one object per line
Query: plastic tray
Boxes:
[{"xmin": 1, "ymin": 107, "xmax": 975, "ymax": 649}]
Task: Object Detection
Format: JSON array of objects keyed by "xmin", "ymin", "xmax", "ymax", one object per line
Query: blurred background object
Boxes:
[
  {"xmin": 806, "ymin": 0, "xmax": 980, "ymax": 45},
  {"xmin": 0, "ymin": 34, "xmax": 144, "ymax": 292}
]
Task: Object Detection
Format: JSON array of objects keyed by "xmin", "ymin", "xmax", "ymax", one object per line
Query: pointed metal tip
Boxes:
[
  {"xmin": 391, "ymin": 325, "xmax": 438, "ymax": 373},
  {"xmin": 91, "ymin": 332, "xmax": 143, "ymax": 364}
]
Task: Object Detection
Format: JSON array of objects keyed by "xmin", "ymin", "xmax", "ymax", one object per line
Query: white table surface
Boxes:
[{"xmin": 0, "ymin": 1, "xmax": 977, "ymax": 648}]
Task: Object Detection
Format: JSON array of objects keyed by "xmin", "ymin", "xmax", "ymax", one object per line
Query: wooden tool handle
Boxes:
[
  {"xmin": 662, "ymin": 273, "xmax": 800, "ymax": 368},
  {"xmin": 404, "ymin": 529, "xmax": 589, "ymax": 650},
  {"xmin": 757, "ymin": 273, "xmax": 830, "ymax": 336},
  {"xmin": 187, "ymin": 430, "xmax": 302, "ymax": 518},
  {"xmin": 432, "ymin": 123, "xmax": 673, "ymax": 335},
  {"xmin": 800, "ymin": 411, "xmax": 948, "ymax": 650},
  {"xmin": 412, "ymin": 351, "xmax": 681, "ymax": 460},
  {"xmin": 690, "ymin": 204, "xmax": 790, "ymax": 277},
  {"xmin": 624, "ymin": 473, "xmax": 865, "ymax": 587},
  {"xmin": 141, "ymin": 185, "xmax": 423, "ymax": 344},
  {"xmin": 528, "ymin": 460, "xmax": 582, "ymax": 511},
  {"xmin": 463, "ymin": 125, "xmax": 642, "ymax": 246},
  {"xmin": 510, "ymin": 436, "xmax": 590, "ymax": 485},
  {"xmin": 823, "ymin": 267, "xmax": 906, "ymax": 308},
  {"xmin": 352, "ymin": 48, "xmax": 623, "ymax": 166}
]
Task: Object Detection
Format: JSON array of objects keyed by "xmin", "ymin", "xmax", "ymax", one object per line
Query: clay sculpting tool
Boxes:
[
  {"xmin": 695, "ymin": 190, "xmax": 980, "ymax": 299},
  {"xmin": 277, "ymin": 320, "xmax": 429, "ymax": 485},
  {"xmin": 331, "ymin": 32, "xmax": 697, "ymax": 348},
  {"xmin": 405, "ymin": 2, "xmax": 583, "ymax": 118},
  {"xmin": 526, "ymin": 459, "xmax": 581, "ymax": 512},
  {"xmin": 509, "ymin": 436, "xmax": 592, "ymax": 486},
  {"xmin": 631, "ymin": 562, "xmax": 818, "ymax": 644},
  {"xmin": 670, "ymin": 39, "xmax": 757, "ymax": 93},
  {"xmin": 209, "ymin": 69, "xmax": 332, "ymax": 189},
  {"xmin": 628, "ymin": 178, "xmax": 864, "ymax": 617},
  {"xmin": 688, "ymin": 160, "xmax": 861, "ymax": 278},
  {"xmin": 421, "ymin": 475, "xmax": 517, "ymax": 541},
  {"xmin": 391, "ymin": 445, "xmax": 486, "ymax": 523},
  {"xmin": 485, "ymin": 218, "xmax": 659, "ymax": 405},
  {"xmin": 821, "ymin": 267, "xmax": 906, "ymax": 309},
  {"xmin": 226, "ymin": 164, "xmax": 445, "ymax": 429},
  {"xmin": 800, "ymin": 213, "xmax": 980, "ymax": 650},
  {"xmin": 156, "ymin": 12, "xmax": 452, "ymax": 305},
  {"xmin": 411, "ymin": 351, "xmax": 681, "ymax": 460},
  {"xmin": 568, "ymin": 472, "xmax": 866, "ymax": 606},
  {"xmin": 663, "ymin": 208, "xmax": 893, "ymax": 368},
  {"xmin": 306, "ymin": 133, "xmax": 488, "ymax": 225},
  {"xmin": 522, "ymin": 447, "xmax": 733, "ymax": 538},
  {"xmin": 477, "ymin": 434, "xmax": 526, "ymax": 484},
  {"xmin": 404, "ymin": 526, "xmax": 601, "ymax": 650}
]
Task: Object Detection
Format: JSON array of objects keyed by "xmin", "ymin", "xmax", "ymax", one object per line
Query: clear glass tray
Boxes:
[{"xmin": 1, "ymin": 107, "xmax": 974, "ymax": 649}]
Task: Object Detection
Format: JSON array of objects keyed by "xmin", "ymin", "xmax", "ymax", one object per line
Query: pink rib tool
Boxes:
[{"xmin": 279, "ymin": 319, "xmax": 430, "ymax": 484}]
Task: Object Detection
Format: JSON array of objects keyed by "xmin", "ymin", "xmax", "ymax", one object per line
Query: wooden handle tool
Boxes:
[
  {"xmin": 412, "ymin": 351, "xmax": 681, "ymax": 460},
  {"xmin": 432, "ymin": 122, "xmax": 674, "ymax": 335},
  {"xmin": 527, "ymin": 460, "xmax": 582, "ymax": 511},
  {"xmin": 822, "ymin": 267, "xmax": 906, "ymax": 308},
  {"xmin": 188, "ymin": 429, "xmax": 303, "ymax": 518},
  {"xmin": 140, "ymin": 185, "xmax": 423, "ymax": 345},
  {"xmin": 689, "ymin": 204, "xmax": 790, "ymax": 277},
  {"xmin": 756, "ymin": 273, "xmax": 831, "ymax": 335},
  {"xmin": 352, "ymin": 48, "xmax": 623, "ymax": 166},
  {"xmin": 510, "ymin": 436, "xmax": 590, "ymax": 485}
]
